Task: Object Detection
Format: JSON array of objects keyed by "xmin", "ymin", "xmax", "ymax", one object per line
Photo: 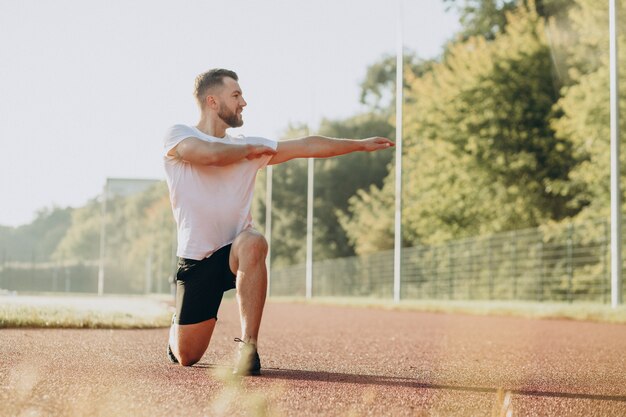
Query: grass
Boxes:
[
  {"xmin": 268, "ymin": 296, "xmax": 626, "ymax": 324},
  {"xmin": 0, "ymin": 293, "xmax": 172, "ymax": 329},
  {"xmin": 4, "ymin": 291, "xmax": 626, "ymax": 329}
]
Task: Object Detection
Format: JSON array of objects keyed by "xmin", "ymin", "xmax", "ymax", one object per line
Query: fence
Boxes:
[
  {"xmin": 0, "ymin": 260, "xmax": 157, "ymax": 294},
  {"xmin": 1, "ymin": 217, "xmax": 623, "ymax": 303},
  {"xmin": 270, "ymin": 217, "xmax": 620, "ymax": 303}
]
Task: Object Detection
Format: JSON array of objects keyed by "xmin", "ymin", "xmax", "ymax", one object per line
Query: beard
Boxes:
[{"xmin": 218, "ymin": 104, "xmax": 243, "ymax": 128}]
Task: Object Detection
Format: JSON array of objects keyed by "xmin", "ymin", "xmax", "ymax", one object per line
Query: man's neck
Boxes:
[{"xmin": 195, "ymin": 116, "xmax": 227, "ymax": 138}]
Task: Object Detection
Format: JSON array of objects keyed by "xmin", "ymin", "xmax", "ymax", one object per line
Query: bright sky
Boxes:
[{"xmin": 0, "ymin": 0, "xmax": 459, "ymax": 227}]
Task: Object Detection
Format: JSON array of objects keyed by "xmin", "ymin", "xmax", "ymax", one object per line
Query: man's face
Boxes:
[{"xmin": 215, "ymin": 77, "xmax": 246, "ymax": 128}]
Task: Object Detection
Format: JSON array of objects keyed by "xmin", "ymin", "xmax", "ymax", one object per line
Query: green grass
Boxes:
[
  {"xmin": 0, "ymin": 294, "xmax": 172, "ymax": 329},
  {"xmin": 4, "ymin": 292, "xmax": 626, "ymax": 329},
  {"xmin": 269, "ymin": 296, "xmax": 626, "ymax": 324}
]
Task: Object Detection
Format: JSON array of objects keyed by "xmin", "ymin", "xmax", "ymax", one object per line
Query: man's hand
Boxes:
[
  {"xmin": 361, "ymin": 137, "xmax": 395, "ymax": 152},
  {"xmin": 246, "ymin": 144, "xmax": 277, "ymax": 160}
]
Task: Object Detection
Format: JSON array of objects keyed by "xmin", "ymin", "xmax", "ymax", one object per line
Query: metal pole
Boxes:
[
  {"xmin": 306, "ymin": 158, "xmax": 314, "ymax": 299},
  {"xmin": 157, "ymin": 212, "xmax": 164, "ymax": 294},
  {"xmin": 393, "ymin": 0, "xmax": 404, "ymax": 303},
  {"xmin": 265, "ymin": 165, "xmax": 273, "ymax": 297},
  {"xmin": 97, "ymin": 180, "xmax": 107, "ymax": 296},
  {"xmin": 567, "ymin": 223, "xmax": 574, "ymax": 303},
  {"xmin": 610, "ymin": 0, "xmax": 622, "ymax": 307},
  {"xmin": 170, "ymin": 223, "xmax": 177, "ymax": 298},
  {"xmin": 145, "ymin": 245, "xmax": 153, "ymax": 294}
]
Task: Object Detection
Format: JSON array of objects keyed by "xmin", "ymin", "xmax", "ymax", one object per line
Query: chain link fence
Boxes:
[
  {"xmin": 270, "ymin": 218, "xmax": 621, "ymax": 303},
  {"xmin": 0, "ymin": 259, "xmax": 162, "ymax": 294},
  {"xmin": 1, "ymin": 217, "xmax": 623, "ymax": 303}
]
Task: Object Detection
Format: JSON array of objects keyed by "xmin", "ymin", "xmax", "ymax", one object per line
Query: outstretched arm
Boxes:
[
  {"xmin": 268, "ymin": 136, "xmax": 394, "ymax": 165},
  {"xmin": 169, "ymin": 137, "xmax": 276, "ymax": 166}
]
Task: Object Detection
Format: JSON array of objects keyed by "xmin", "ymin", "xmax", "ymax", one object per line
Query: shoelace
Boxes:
[{"xmin": 233, "ymin": 337, "xmax": 255, "ymax": 345}]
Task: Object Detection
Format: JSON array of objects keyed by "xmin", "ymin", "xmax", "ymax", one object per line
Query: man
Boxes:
[{"xmin": 163, "ymin": 68, "xmax": 393, "ymax": 375}]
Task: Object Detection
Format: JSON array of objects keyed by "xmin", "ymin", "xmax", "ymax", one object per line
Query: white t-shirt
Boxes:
[{"xmin": 163, "ymin": 124, "xmax": 277, "ymax": 260}]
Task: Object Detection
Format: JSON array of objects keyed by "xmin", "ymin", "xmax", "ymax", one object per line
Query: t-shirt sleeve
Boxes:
[
  {"xmin": 243, "ymin": 136, "xmax": 278, "ymax": 169},
  {"xmin": 163, "ymin": 124, "xmax": 197, "ymax": 159}
]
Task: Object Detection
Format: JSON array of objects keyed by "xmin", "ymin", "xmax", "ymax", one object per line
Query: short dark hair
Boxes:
[{"xmin": 194, "ymin": 68, "xmax": 238, "ymax": 106}]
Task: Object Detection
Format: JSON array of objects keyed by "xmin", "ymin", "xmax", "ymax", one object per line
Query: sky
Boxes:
[{"xmin": 0, "ymin": 0, "xmax": 460, "ymax": 228}]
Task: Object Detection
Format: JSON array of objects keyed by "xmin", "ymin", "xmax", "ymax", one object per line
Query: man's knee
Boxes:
[
  {"xmin": 173, "ymin": 319, "xmax": 215, "ymax": 366},
  {"xmin": 177, "ymin": 347, "xmax": 203, "ymax": 367},
  {"xmin": 238, "ymin": 232, "xmax": 268, "ymax": 263}
]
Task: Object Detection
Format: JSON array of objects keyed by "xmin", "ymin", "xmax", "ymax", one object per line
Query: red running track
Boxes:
[{"xmin": 2, "ymin": 300, "xmax": 626, "ymax": 416}]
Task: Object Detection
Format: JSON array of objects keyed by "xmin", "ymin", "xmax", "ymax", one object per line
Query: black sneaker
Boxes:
[
  {"xmin": 167, "ymin": 314, "xmax": 178, "ymax": 364},
  {"xmin": 233, "ymin": 338, "xmax": 261, "ymax": 376}
]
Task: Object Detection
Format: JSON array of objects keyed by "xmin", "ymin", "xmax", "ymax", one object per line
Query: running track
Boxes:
[{"xmin": 2, "ymin": 300, "xmax": 626, "ymax": 416}]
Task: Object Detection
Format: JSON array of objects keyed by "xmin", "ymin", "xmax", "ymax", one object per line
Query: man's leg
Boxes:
[
  {"xmin": 168, "ymin": 245, "xmax": 236, "ymax": 366},
  {"xmin": 229, "ymin": 229, "xmax": 268, "ymax": 344},
  {"xmin": 169, "ymin": 319, "xmax": 216, "ymax": 366}
]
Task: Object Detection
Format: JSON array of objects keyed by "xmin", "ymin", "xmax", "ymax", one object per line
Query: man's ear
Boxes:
[{"xmin": 205, "ymin": 95, "xmax": 218, "ymax": 110}]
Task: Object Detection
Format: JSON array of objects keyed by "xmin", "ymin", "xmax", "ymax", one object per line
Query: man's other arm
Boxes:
[
  {"xmin": 268, "ymin": 136, "xmax": 394, "ymax": 165},
  {"xmin": 168, "ymin": 137, "xmax": 276, "ymax": 166}
]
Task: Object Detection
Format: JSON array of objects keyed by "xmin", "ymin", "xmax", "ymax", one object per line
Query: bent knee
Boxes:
[
  {"xmin": 177, "ymin": 347, "xmax": 205, "ymax": 367},
  {"xmin": 239, "ymin": 233, "xmax": 268, "ymax": 261},
  {"xmin": 178, "ymin": 351, "xmax": 202, "ymax": 367}
]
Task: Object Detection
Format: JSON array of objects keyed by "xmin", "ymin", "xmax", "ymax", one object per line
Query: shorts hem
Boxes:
[{"xmin": 177, "ymin": 315, "xmax": 218, "ymax": 326}]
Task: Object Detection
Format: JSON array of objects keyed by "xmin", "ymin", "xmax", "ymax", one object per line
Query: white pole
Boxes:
[
  {"xmin": 393, "ymin": 0, "xmax": 404, "ymax": 303},
  {"xmin": 145, "ymin": 245, "xmax": 153, "ymax": 294},
  {"xmin": 97, "ymin": 180, "xmax": 107, "ymax": 296},
  {"xmin": 610, "ymin": 0, "xmax": 622, "ymax": 307},
  {"xmin": 306, "ymin": 157, "xmax": 314, "ymax": 299},
  {"xmin": 170, "ymin": 223, "xmax": 177, "ymax": 297},
  {"xmin": 265, "ymin": 165, "xmax": 273, "ymax": 297}
]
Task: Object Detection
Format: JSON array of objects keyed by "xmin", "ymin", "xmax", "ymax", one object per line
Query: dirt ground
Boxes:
[{"xmin": 2, "ymin": 300, "xmax": 626, "ymax": 416}]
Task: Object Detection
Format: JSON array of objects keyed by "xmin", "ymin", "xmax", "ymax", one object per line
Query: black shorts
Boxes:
[{"xmin": 175, "ymin": 244, "xmax": 236, "ymax": 325}]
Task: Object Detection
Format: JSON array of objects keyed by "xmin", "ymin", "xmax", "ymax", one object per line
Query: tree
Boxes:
[
  {"xmin": 0, "ymin": 206, "xmax": 73, "ymax": 262},
  {"xmin": 342, "ymin": 2, "xmax": 582, "ymax": 251},
  {"xmin": 444, "ymin": 0, "xmax": 518, "ymax": 40},
  {"xmin": 253, "ymin": 124, "xmax": 310, "ymax": 267},
  {"xmin": 253, "ymin": 111, "xmax": 396, "ymax": 266},
  {"xmin": 551, "ymin": 0, "xmax": 626, "ymax": 223},
  {"xmin": 53, "ymin": 182, "xmax": 175, "ymax": 293},
  {"xmin": 52, "ymin": 202, "xmax": 101, "ymax": 261},
  {"xmin": 359, "ymin": 53, "xmax": 435, "ymax": 111},
  {"xmin": 443, "ymin": 0, "xmax": 571, "ymax": 40}
]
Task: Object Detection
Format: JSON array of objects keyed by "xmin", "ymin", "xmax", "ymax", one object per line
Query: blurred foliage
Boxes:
[
  {"xmin": 53, "ymin": 200, "xmax": 101, "ymax": 261},
  {"xmin": 0, "ymin": 207, "xmax": 73, "ymax": 262},
  {"xmin": 551, "ymin": 0, "xmax": 626, "ymax": 224},
  {"xmin": 343, "ymin": 2, "xmax": 585, "ymax": 253},
  {"xmin": 254, "ymin": 114, "xmax": 395, "ymax": 266},
  {"xmin": 359, "ymin": 53, "xmax": 435, "ymax": 111},
  {"xmin": 444, "ymin": 0, "xmax": 518, "ymax": 40},
  {"xmin": 253, "ymin": 124, "xmax": 309, "ymax": 267},
  {"xmin": 443, "ymin": 0, "xmax": 571, "ymax": 40},
  {"xmin": 50, "ymin": 182, "xmax": 174, "ymax": 293}
]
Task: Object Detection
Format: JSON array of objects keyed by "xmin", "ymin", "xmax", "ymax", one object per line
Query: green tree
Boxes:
[
  {"xmin": 253, "ymin": 124, "xmax": 309, "ymax": 267},
  {"xmin": 253, "ymin": 53, "xmax": 443, "ymax": 264},
  {"xmin": 253, "ymin": 111, "xmax": 396, "ymax": 266},
  {"xmin": 359, "ymin": 53, "xmax": 435, "ymax": 110},
  {"xmin": 53, "ymin": 182, "xmax": 175, "ymax": 293},
  {"xmin": 443, "ymin": 0, "xmax": 571, "ymax": 40},
  {"xmin": 551, "ymin": 0, "xmax": 626, "ymax": 223},
  {"xmin": 342, "ymin": 3, "xmax": 581, "ymax": 251},
  {"xmin": 0, "ymin": 206, "xmax": 73, "ymax": 262},
  {"xmin": 53, "ymin": 201, "xmax": 101, "ymax": 261}
]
